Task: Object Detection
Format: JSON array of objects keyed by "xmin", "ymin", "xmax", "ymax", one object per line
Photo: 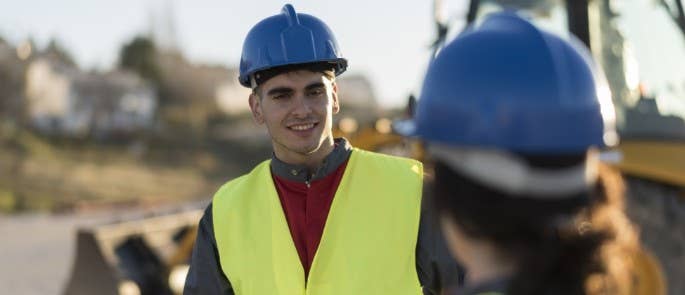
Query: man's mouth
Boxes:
[{"xmin": 288, "ymin": 123, "xmax": 317, "ymax": 131}]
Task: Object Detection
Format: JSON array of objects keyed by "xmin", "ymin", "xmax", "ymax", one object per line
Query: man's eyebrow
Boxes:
[
  {"xmin": 305, "ymin": 82, "xmax": 326, "ymax": 91},
  {"xmin": 266, "ymin": 87, "xmax": 293, "ymax": 96}
]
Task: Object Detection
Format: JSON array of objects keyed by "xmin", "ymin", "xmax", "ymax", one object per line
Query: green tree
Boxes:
[
  {"xmin": 0, "ymin": 38, "xmax": 27, "ymax": 126},
  {"xmin": 45, "ymin": 39, "xmax": 77, "ymax": 67},
  {"xmin": 118, "ymin": 36, "xmax": 161, "ymax": 83}
]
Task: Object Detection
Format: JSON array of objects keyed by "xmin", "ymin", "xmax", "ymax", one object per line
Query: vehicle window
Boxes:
[{"xmin": 612, "ymin": 0, "xmax": 685, "ymax": 139}]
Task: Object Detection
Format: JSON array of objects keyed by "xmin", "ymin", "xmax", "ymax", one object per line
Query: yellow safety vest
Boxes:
[{"xmin": 213, "ymin": 148, "xmax": 423, "ymax": 295}]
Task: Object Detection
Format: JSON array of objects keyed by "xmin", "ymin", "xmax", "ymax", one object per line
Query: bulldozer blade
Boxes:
[
  {"xmin": 62, "ymin": 206, "xmax": 204, "ymax": 295},
  {"xmin": 62, "ymin": 230, "xmax": 120, "ymax": 295}
]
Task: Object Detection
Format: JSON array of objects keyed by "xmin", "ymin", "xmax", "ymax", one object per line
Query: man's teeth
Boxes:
[{"xmin": 291, "ymin": 124, "xmax": 314, "ymax": 131}]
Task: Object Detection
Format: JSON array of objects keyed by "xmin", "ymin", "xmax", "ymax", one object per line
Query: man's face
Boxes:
[{"xmin": 249, "ymin": 70, "xmax": 339, "ymax": 164}]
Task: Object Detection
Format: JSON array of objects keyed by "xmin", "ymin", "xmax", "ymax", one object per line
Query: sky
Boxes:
[
  {"xmin": 1, "ymin": 0, "xmax": 682, "ymax": 115},
  {"xmin": 0, "ymin": 0, "xmax": 470, "ymax": 108}
]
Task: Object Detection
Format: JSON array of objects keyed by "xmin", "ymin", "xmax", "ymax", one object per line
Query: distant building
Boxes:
[
  {"xmin": 155, "ymin": 51, "xmax": 251, "ymax": 117},
  {"xmin": 215, "ymin": 70, "xmax": 252, "ymax": 116},
  {"xmin": 25, "ymin": 57, "xmax": 157, "ymax": 138},
  {"xmin": 153, "ymin": 50, "xmax": 379, "ymax": 119},
  {"xmin": 336, "ymin": 74, "xmax": 379, "ymax": 110},
  {"xmin": 335, "ymin": 74, "xmax": 380, "ymax": 123}
]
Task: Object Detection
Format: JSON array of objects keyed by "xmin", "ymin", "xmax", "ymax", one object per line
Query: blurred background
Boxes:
[
  {"xmin": 0, "ymin": 0, "xmax": 684, "ymax": 294},
  {"xmin": 0, "ymin": 0, "xmax": 439, "ymax": 214}
]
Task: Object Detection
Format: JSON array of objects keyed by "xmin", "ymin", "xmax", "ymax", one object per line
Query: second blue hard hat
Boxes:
[{"xmin": 399, "ymin": 12, "xmax": 617, "ymax": 153}]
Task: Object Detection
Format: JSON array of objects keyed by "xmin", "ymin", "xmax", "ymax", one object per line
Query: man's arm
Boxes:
[
  {"xmin": 416, "ymin": 192, "xmax": 465, "ymax": 295},
  {"xmin": 183, "ymin": 203, "xmax": 234, "ymax": 295}
]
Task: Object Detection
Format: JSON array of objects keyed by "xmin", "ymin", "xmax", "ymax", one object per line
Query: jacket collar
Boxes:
[{"xmin": 270, "ymin": 138, "xmax": 352, "ymax": 182}]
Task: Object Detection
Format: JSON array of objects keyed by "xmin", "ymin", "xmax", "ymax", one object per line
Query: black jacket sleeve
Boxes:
[
  {"xmin": 416, "ymin": 193, "xmax": 465, "ymax": 295},
  {"xmin": 183, "ymin": 203, "xmax": 234, "ymax": 295}
]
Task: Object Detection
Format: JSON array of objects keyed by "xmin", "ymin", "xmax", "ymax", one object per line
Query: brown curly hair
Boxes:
[{"xmin": 432, "ymin": 155, "xmax": 639, "ymax": 295}]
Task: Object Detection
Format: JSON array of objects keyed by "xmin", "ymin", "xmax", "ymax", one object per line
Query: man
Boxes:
[{"xmin": 183, "ymin": 4, "xmax": 459, "ymax": 295}]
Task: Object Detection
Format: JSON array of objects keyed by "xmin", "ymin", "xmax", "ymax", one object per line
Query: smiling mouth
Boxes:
[{"xmin": 288, "ymin": 123, "xmax": 317, "ymax": 131}]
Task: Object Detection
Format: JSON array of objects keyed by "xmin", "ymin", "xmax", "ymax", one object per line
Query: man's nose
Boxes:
[{"xmin": 291, "ymin": 95, "xmax": 313, "ymax": 117}]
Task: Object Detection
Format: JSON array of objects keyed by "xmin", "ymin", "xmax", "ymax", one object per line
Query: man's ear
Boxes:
[
  {"xmin": 332, "ymin": 81, "xmax": 340, "ymax": 114},
  {"xmin": 249, "ymin": 92, "xmax": 264, "ymax": 124}
]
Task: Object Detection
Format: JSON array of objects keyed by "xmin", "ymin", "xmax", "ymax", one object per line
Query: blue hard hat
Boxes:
[
  {"xmin": 398, "ymin": 12, "xmax": 617, "ymax": 153},
  {"xmin": 238, "ymin": 4, "xmax": 348, "ymax": 87}
]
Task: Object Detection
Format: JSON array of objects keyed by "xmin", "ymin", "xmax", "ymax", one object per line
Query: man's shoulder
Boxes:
[
  {"xmin": 213, "ymin": 159, "xmax": 271, "ymax": 201},
  {"xmin": 352, "ymin": 148, "xmax": 423, "ymax": 170}
]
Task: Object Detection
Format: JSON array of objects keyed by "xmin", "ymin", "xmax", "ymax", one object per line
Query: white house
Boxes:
[{"xmin": 25, "ymin": 57, "xmax": 157, "ymax": 138}]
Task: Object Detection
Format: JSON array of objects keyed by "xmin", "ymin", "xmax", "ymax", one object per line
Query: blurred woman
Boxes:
[{"xmin": 399, "ymin": 11, "xmax": 640, "ymax": 295}]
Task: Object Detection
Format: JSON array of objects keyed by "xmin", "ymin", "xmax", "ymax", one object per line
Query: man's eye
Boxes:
[
  {"xmin": 273, "ymin": 93, "xmax": 290, "ymax": 100},
  {"xmin": 308, "ymin": 89, "xmax": 325, "ymax": 96}
]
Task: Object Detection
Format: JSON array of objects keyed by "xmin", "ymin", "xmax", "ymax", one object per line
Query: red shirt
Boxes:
[{"xmin": 272, "ymin": 160, "xmax": 349, "ymax": 278}]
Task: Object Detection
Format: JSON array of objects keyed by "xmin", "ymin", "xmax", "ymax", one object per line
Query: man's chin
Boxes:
[
  {"xmin": 293, "ymin": 145, "xmax": 321, "ymax": 155},
  {"xmin": 290, "ymin": 141, "xmax": 330, "ymax": 155},
  {"xmin": 274, "ymin": 137, "xmax": 333, "ymax": 157}
]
